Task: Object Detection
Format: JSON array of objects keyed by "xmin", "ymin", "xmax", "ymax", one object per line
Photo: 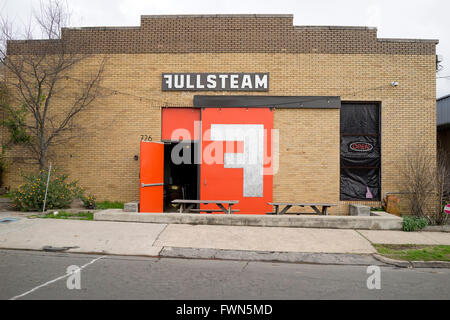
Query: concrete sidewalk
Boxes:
[
  {"xmin": 153, "ymin": 224, "xmax": 375, "ymax": 253},
  {"xmin": 358, "ymin": 230, "xmax": 450, "ymax": 245},
  {"xmin": 0, "ymin": 213, "xmax": 374, "ymax": 254},
  {"xmin": 0, "ymin": 212, "xmax": 449, "ymax": 266},
  {"xmin": 0, "ymin": 214, "xmax": 164, "ymax": 256}
]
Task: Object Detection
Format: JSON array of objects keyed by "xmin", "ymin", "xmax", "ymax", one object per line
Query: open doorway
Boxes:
[{"xmin": 163, "ymin": 141, "xmax": 199, "ymax": 211}]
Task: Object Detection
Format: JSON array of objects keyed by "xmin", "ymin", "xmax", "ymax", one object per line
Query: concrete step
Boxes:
[{"xmin": 94, "ymin": 209, "xmax": 403, "ymax": 230}]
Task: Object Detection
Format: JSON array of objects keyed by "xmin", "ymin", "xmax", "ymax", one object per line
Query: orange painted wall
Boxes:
[
  {"xmin": 161, "ymin": 108, "xmax": 200, "ymax": 141},
  {"xmin": 200, "ymin": 108, "xmax": 273, "ymax": 214}
]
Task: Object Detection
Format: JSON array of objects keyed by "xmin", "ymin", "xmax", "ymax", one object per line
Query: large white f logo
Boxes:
[{"xmin": 210, "ymin": 124, "xmax": 264, "ymax": 197}]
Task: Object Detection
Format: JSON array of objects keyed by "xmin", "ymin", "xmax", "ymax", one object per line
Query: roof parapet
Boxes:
[
  {"xmin": 294, "ymin": 25, "xmax": 377, "ymax": 31},
  {"xmin": 378, "ymin": 38, "xmax": 439, "ymax": 44},
  {"xmin": 61, "ymin": 26, "xmax": 140, "ymax": 31},
  {"xmin": 140, "ymin": 14, "xmax": 294, "ymax": 19}
]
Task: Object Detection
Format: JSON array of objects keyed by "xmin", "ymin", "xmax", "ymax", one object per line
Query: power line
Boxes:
[
  {"xmin": 65, "ymin": 75, "xmax": 392, "ymax": 109},
  {"xmin": 65, "ymin": 75, "xmax": 168, "ymax": 107}
]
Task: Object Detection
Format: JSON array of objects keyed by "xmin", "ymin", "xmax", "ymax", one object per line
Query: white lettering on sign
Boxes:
[
  {"xmin": 230, "ymin": 74, "xmax": 239, "ymax": 89},
  {"xmin": 163, "ymin": 74, "xmax": 172, "ymax": 89},
  {"xmin": 162, "ymin": 73, "xmax": 269, "ymax": 91},
  {"xmin": 174, "ymin": 74, "xmax": 184, "ymax": 89},
  {"xmin": 218, "ymin": 74, "xmax": 229, "ymax": 88},
  {"xmin": 186, "ymin": 74, "xmax": 194, "ymax": 89},
  {"xmin": 255, "ymin": 74, "xmax": 268, "ymax": 89},
  {"xmin": 210, "ymin": 124, "xmax": 264, "ymax": 197},
  {"xmin": 241, "ymin": 74, "xmax": 252, "ymax": 89},
  {"xmin": 196, "ymin": 75, "xmax": 205, "ymax": 89},
  {"xmin": 206, "ymin": 75, "xmax": 217, "ymax": 88}
]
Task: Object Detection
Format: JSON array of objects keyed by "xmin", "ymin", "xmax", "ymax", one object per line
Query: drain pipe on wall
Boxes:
[{"xmin": 42, "ymin": 162, "xmax": 52, "ymax": 214}]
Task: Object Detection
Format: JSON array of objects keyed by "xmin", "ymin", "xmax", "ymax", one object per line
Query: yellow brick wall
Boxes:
[
  {"xmin": 274, "ymin": 108, "xmax": 340, "ymax": 214},
  {"xmin": 2, "ymin": 53, "xmax": 436, "ymax": 214}
]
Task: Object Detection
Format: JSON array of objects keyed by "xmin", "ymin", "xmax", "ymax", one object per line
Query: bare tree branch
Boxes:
[
  {"xmin": 0, "ymin": 0, "xmax": 107, "ymax": 170},
  {"xmin": 399, "ymin": 145, "xmax": 450, "ymax": 225}
]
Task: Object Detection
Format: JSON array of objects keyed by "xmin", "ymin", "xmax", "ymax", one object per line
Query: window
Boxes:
[{"xmin": 340, "ymin": 103, "xmax": 381, "ymax": 201}]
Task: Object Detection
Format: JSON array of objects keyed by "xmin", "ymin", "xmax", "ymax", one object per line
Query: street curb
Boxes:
[
  {"xmin": 0, "ymin": 246, "xmax": 383, "ymax": 266},
  {"xmin": 159, "ymin": 247, "xmax": 385, "ymax": 266},
  {"xmin": 372, "ymin": 254, "xmax": 412, "ymax": 268},
  {"xmin": 372, "ymin": 254, "xmax": 450, "ymax": 269},
  {"xmin": 5, "ymin": 245, "xmax": 449, "ymax": 268}
]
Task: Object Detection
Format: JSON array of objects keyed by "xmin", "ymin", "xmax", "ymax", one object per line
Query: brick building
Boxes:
[{"xmin": 3, "ymin": 14, "xmax": 438, "ymax": 214}]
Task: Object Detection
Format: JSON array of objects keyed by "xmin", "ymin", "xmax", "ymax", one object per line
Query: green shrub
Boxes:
[
  {"xmin": 81, "ymin": 194, "xmax": 96, "ymax": 209},
  {"xmin": 11, "ymin": 168, "xmax": 82, "ymax": 211},
  {"xmin": 402, "ymin": 216, "xmax": 428, "ymax": 232}
]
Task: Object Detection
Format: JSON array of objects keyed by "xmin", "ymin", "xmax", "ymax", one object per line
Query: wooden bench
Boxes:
[
  {"xmin": 267, "ymin": 202, "xmax": 337, "ymax": 216},
  {"xmin": 172, "ymin": 199, "xmax": 239, "ymax": 214}
]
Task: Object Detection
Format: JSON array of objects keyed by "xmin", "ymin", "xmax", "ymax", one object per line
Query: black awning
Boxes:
[{"xmin": 193, "ymin": 95, "xmax": 340, "ymax": 109}]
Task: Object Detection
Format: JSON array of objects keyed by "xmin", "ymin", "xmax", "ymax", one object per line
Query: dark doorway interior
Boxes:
[{"xmin": 163, "ymin": 142, "xmax": 199, "ymax": 211}]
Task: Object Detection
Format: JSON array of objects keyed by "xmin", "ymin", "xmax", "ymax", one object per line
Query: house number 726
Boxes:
[{"xmin": 140, "ymin": 135, "xmax": 152, "ymax": 141}]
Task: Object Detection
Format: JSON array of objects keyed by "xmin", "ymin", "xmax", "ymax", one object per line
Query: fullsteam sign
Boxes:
[{"xmin": 162, "ymin": 73, "xmax": 269, "ymax": 91}]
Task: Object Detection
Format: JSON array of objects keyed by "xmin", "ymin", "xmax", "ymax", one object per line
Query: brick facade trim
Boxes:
[{"xmin": 7, "ymin": 14, "xmax": 438, "ymax": 55}]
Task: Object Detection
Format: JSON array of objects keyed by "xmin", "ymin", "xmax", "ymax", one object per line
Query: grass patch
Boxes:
[
  {"xmin": 33, "ymin": 210, "xmax": 94, "ymax": 220},
  {"xmin": 374, "ymin": 244, "xmax": 450, "ymax": 262},
  {"xmin": 0, "ymin": 193, "xmax": 11, "ymax": 199},
  {"xmin": 96, "ymin": 201, "xmax": 124, "ymax": 209}
]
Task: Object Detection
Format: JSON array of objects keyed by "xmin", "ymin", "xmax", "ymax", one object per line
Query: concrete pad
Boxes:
[
  {"xmin": 358, "ymin": 230, "xmax": 450, "ymax": 245},
  {"xmin": 153, "ymin": 224, "xmax": 376, "ymax": 254},
  {"xmin": 95, "ymin": 210, "xmax": 402, "ymax": 230},
  {"xmin": 0, "ymin": 218, "xmax": 166, "ymax": 256}
]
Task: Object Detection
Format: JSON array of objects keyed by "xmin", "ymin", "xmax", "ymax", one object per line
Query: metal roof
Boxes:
[{"xmin": 437, "ymin": 94, "xmax": 450, "ymax": 128}]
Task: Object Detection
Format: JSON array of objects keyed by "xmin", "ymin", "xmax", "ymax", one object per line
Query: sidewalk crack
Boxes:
[
  {"xmin": 151, "ymin": 224, "xmax": 168, "ymax": 247},
  {"xmin": 355, "ymin": 230, "xmax": 372, "ymax": 243}
]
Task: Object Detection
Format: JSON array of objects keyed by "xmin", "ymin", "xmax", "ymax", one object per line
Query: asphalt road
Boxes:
[{"xmin": 0, "ymin": 249, "xmax": 449, "ymax": 300}]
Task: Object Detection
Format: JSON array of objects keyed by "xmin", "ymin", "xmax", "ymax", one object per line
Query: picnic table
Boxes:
[
  {"xmin": 267, "ymin": 202, "xmax": 337, "ymax": 216},
  {"xmin": 171, "ymin": 199, "xmax": 239, "ymax": 214}
]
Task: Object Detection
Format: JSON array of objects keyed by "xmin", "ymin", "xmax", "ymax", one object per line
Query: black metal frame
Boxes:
[{"xmin": 194, "ymin": 95, "xmax": 341, "ymax": 109}]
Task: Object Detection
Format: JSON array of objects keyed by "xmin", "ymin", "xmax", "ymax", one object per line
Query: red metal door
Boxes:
[{"xmin": 139, "ymin": 141, "xmax": 164, "ymax": 212}]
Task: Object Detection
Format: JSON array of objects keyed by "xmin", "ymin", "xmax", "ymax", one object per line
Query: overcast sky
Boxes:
[{"xmin": 2, "ymin": 0, "xmax": 449, "ymax": 97}]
